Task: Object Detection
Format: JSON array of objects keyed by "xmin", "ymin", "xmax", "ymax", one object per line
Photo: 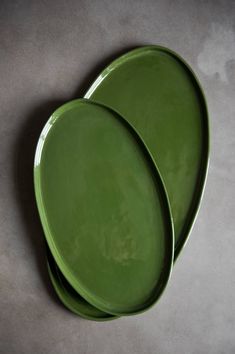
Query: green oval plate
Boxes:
[
  {"xmin": 34, "ymin": 99, "xmax": 173, "ymax": 315},
  {"xmin": 85, "ymin": 45, "xmax": 209, "ymax": 260},
  {"xmin": 47, "ymin": 248, "xmax": 117, "ymax": 321}
]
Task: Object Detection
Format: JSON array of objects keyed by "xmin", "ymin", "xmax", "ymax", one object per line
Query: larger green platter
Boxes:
[
  {"xmin": 34, "ymin": 99, "xmax": 173, "ymax": 316},
  {"xmin": 85, "ymin": 45, "xmax": 209, "ymax": 260}
]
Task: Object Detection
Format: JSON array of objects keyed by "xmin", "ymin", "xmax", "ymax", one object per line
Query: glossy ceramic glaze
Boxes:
[
  {"xmin": 85, "ymin": 45, "xmax": 209, "ymax": 260},
  {"xmin": 47, "ymin": 249, "xmax": 117, "ymax": 321},
  {"xmin": 34, "ymin": 99, "xmax": 173, "ymax": 315}
]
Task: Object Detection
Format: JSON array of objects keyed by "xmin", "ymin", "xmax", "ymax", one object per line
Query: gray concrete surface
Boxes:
[{"xmin": 0, "ymin": 0, "xmax": 235, "ymax": 353}]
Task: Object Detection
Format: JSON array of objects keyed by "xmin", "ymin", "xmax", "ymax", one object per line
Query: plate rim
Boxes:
[{"xmin": 47, "ymin": 247, "xmax": 118, "ymax": 321}]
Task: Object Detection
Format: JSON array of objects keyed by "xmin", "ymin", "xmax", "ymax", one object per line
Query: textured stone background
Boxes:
[{"xmin": 0, "ymin": 1, "xmax": 235, "ymax": 353}]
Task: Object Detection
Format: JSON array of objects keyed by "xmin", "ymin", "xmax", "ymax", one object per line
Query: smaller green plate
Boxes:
[
  {"xmin": 47, "ymin": 248, "xmax": 117, "ymax": 321},
  {"xmin": 34, "ymin": 99, "xmax": 173, "ymax": 315}
]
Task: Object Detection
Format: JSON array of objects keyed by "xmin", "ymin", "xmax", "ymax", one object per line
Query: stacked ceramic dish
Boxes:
[{"xmin": 34, "ymin": 46, "xmax": 209, "ymax": 320}]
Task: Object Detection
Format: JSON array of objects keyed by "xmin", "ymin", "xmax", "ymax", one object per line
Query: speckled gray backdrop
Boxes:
[{"xmin": 0, "ymin": 1, "xmax": 235, "ymax": 353}]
